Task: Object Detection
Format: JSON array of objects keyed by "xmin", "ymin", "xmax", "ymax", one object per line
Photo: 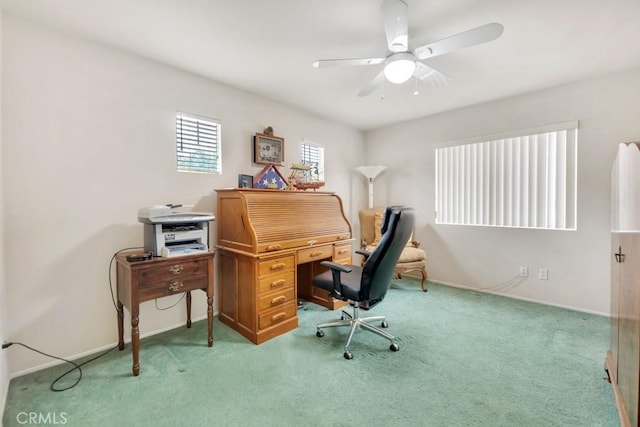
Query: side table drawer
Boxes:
[
  {"xmin": 139, "ymin": 275, "xmax": 208, "ymax": 300},
  {"xmin": 139, "ymin": 259, "xmax": 208, "ymax": 283},
  {"xmin": 258, "ymin": 302, "xmax": 297, "ymax": 330}
]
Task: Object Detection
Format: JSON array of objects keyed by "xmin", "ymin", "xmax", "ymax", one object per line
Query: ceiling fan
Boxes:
[{"xmin": 312, "ymin": 0, "xmax": 504, "ymax": 97}]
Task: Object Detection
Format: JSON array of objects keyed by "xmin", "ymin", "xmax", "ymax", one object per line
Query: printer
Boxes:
[{"xmin": 138, "ymin": 204, "xmax": 215, "ymax": 257}]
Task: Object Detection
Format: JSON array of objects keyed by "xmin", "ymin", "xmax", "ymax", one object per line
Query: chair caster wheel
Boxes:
[
  {"xmin": 316, "ymin": 330, "xmax": 324, "ymax": 338},
  {"xmin": 344, "ymin": 351, "xmax": 353, "ymax": 360},
  {"xmin": 390, "ymin": 343, "xmax": 399, "ymax": 352},
  {"xmin": 381, "ymin": 321, "xmax": 389, "ymax": 328}
]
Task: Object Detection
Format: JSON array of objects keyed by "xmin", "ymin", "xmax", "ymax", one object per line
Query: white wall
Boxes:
[
  {"xmin": 1, "ymin": 15, "xmax": 365, "ymax": 375},
  {"xmin": 0, "ymin": 7, "xmax": 9, "ymax": 418},
  {"xmin": 365, "ymin": 68, "xmax": 640, "ymax": 315}
]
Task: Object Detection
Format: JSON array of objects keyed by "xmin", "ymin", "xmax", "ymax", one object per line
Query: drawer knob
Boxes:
[
  {"xmin": 266, "ymin": 244, "xmax": 282, "ymax": 251},
  {"xmin": 270, "ymin": 279, "xmax": 286, "ymax": 288},
  {"xmin": 309, "ymin": 251, "xmax": 323, "ymax": 257},
  {"xmin": 307, "ymin": 240, "xmax": 317, "ymax": 246},
  {"xmin": 168, "ymin": 281, "xmax": 184, "ymax": 292},
  {"xmin": 270, "ymin": 263, "xmax": 286, "ymax": 271},
  {"xmin": 271, "ymin": 296, "xmax": 286, "ymax": 306},
  {"xmin": 169, "ymin": 265, "xmax": 184, "ymax": 274},
  {"xmin": 338, "ymin": 249, "xmax": 348, "ymax": 255}
]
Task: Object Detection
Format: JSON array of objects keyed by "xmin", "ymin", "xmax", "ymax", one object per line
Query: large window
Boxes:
[
  {"xmin": 176, "ymin": 112, "xmax": 221, "ymax": 174},
  {"xmin": 435, "ymin": 121, "xmax": 578, "ymax": 230},
  {"xmin": 301, "ymin": 141, "xmax": 325, "ymax": 182}
]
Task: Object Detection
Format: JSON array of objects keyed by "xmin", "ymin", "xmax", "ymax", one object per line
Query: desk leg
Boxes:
[
  {"xmin": 186, "ymin": 291, "xmax": 192, "ymax": 328},
  {"xmin": 117, "ymin": 301, "xmax": 124, "ymax": 351},
  {"xmin": 131, "ymin": 307, "xmax": 140, "ymax": 376},
  {"xmin": 207, "ymin": 293, "xmax": 213, "ymax": 347}
]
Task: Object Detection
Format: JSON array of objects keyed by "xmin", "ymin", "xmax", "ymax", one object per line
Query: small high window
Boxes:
[
  {"xmin": 301, "ymin": 141, "xmax": 325, "ymax": 182},
  {"xmin": 176, "ymin": 112, "xmax": 221, "ymax": 174}
]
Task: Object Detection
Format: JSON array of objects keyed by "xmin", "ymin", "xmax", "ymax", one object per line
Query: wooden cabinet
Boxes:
[
  {"xmin": 607, "ymin": 142, "xmax": 640, "ymax": 427},
  {"xmin": 215, "ymin": 189, "xmax": 353, "ymax": 344}
]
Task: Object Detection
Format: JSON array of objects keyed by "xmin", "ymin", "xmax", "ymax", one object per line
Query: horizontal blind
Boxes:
[
  {"xmin": 176, "ymin": 112, "xmax": 221, "ymax": 174},
  {"xmin": 301, "ymin": 141, "xmax": 325, "ymax": 181},
  {"xmin": 435, "ymin": 124, "xmax": 577, "ymax": 230}
]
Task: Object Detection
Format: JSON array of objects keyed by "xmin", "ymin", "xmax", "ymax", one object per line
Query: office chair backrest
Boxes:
[{"xmin": 360, "ymin": 206, "xmax": 415, "ymax": 306}]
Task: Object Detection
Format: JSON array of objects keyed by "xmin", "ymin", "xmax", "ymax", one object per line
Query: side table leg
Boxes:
[
  {"xmin": 207, "ymin": 294, "xmax": 213, "ymax": 347},
  {"xmin": 117, "ymin": 301, "xmax": 125, "ymax": 351},
  {"xmin": 186, "ymin": 291, "xmax": 192, "ymax": 328},
  {"xmin": 131, "ymin": 313, "xmax": 140, "ymax": 376}
]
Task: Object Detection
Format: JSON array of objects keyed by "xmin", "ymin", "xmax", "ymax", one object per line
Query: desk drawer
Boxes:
[
  {"xmin": 258, "ymin": 255, "xmax": 295, "ymax": 277},
  {"xmin": 258, "ymin": 271, "xmax": 295, "ymax": 294},
  {"xmin": 258, "ymin": 287, "xmax": 296, "ymax": 311},
  {"xmin": 138, "ymin": 259, "xmax": 208, "ymax": 283},
  {"xmin": 258, "ymin": 302, "xmax": 297, "ymax": 330},
  {"xmin": 297, "ymin": 245, "xmax": 333, "ymax": 264},
  {"xmin": 139, "ymin": 275, "xmax": 208, "ymax": 299},
  {"xmin": 333, "ymin": 244, "xmax": 352, "ymax": 264}
]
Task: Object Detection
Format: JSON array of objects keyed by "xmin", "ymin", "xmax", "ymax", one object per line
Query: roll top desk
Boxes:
[{"xmin": 215, "ymin": 189, "xmax": 353, "ymax": 344}]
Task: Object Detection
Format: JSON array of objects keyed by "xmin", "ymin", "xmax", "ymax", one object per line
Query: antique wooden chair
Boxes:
[{"xmin": 358, "ymin": 206, "xmax": 428, "ymax": 291}]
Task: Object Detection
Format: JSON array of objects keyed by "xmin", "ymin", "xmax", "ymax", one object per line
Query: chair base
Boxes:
[{"xmin": 316, "ymin": 303, "xmax": 399, "ymax": 359}]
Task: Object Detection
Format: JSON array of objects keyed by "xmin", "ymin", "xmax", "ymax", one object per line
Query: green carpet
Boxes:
[{"xmin": 3, "ymin": 280, "xmax": 619, "ymax": 426}]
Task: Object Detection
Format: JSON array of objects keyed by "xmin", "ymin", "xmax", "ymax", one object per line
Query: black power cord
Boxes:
[
  {"xmin": 1, "ymin": 246, "xmax": 145, "ymax": 392},
  {"xmin": 2, "ymin": 341, "xmax": 118, "ymax": 392}
]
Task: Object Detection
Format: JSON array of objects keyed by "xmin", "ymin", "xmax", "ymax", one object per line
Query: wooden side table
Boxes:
[{"xmin": 116, "ymin": 251, "xmax": 214, "ymax": 376}]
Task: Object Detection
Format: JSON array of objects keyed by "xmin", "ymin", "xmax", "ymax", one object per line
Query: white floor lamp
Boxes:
[{"xmin": 356, "ymin": 165, "xmax": 387, "ymax": 208}]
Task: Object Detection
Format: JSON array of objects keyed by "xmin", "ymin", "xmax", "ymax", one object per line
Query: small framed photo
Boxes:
[
  {"xmin": 238, "ymin": 174, "xmax": 253, "ymax": 188},
  {"xmin": 254, "ymin": 133, "xmax": 285, "ymax": 165}
]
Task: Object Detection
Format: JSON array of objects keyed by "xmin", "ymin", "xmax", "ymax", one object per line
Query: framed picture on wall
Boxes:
[{"xmin": 254, "ymin": 133, "xmax": 285, "ymax": 166}]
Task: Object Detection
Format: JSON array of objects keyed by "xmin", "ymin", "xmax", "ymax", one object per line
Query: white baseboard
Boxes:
[
  {"xmin": 10, "ymin": 314, "xmax": 211, "ymax": 379},
  {"xmin": 429, "ymin": 279, "xmax": 610, "ymax": 317}
]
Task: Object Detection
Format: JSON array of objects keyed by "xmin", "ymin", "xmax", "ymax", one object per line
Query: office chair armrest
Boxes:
[
  {"xmin": 319, "ymin": 261, "xmax": 352, "ymax": 298},
  {"xmin": 355, "ymin": 249, "xmax": 372, "ymax": 261},
  {"xmin": 319, "ymin": 261, "xmax": 352, "ymax": 273}
]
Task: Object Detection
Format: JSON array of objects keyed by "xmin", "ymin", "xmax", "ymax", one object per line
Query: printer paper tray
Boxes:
[{"xmin": 160, "ymin": 242, "xmax": 208, "ymax": 257}]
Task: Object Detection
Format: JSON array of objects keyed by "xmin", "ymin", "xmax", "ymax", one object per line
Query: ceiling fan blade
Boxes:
[
  {"xmin": 414, "ymin": 23, "xmax": 504, "ymax": 60},
  {"xmin": 414, "ymin": 62, "xmax": 451, "ymax": 87},
  {"xmin": 381, "ymin": 0, "xmax": 408, "ymax": 53},
  {"xmin": 358, "ymin": 71, "xmax": 386, "ymax": 97},
  {"xmin": 313, "ymin": 57, "xmax": 385, "ymax": 68}
]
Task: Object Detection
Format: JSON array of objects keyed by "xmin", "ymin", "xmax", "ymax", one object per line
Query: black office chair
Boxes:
[{"xmin": 312, "ymin": 206, "xmax": 415, "ymax": 359}]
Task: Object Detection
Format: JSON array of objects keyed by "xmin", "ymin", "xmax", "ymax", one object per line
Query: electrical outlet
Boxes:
[
  {"xmin": 519, "ymin": 266, "xmax": 528, "ymax": 278},
  {"xmin": 538, "ymin": 268, "xmax": 549, "ymax": 280}
]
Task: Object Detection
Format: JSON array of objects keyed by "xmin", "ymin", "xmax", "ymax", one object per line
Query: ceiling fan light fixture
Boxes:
[{"xmin": 383, "ymin": 53, "xmax": 415, "ymax": 84}]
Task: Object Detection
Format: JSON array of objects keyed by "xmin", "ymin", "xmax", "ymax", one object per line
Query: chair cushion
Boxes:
[
  {"xmin": 365, "ymin": 245, "xmax": 426, "ymax": 263},
  {"xmin": 312, "ymin": 265, "xmax": 363, "ymax": 301},
  {"xmin": 358, "ymin": 207, "xmax": 385, "ymax": 246},
  {"xmin": 372, "ymin": 213, "xmax": 383, "ymax": 244},
  {"xmin": 398, "ymin": 247, "xmax": 426, "ymax": 263}
]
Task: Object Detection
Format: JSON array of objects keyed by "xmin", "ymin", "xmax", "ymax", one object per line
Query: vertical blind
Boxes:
[
  {"xmin": 176, "ymin": 112, "xmax": 221, "ymax": 174},
  {"xmin": 435, "ymin": 122, "xmax": 578, "ymax": 230}
]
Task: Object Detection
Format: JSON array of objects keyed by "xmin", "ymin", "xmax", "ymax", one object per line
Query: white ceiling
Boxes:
[{"xmin": 2, "ymin": 0, "xmax": 640, "ymax": 131}]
